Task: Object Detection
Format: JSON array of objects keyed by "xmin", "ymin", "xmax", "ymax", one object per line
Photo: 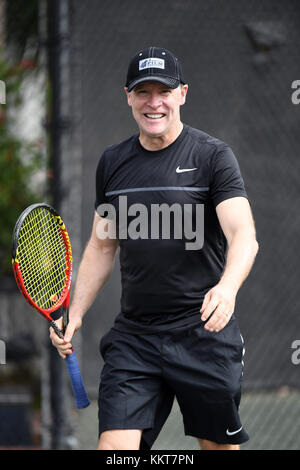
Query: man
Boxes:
[{"xmin": 50, "ymin": 47, "xmax": 259, "ymax": 450}]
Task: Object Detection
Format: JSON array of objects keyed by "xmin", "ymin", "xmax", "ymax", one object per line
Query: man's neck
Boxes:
[{"xmin": 139, "ymin": 122, "xmax": 184, "ymax": 151}]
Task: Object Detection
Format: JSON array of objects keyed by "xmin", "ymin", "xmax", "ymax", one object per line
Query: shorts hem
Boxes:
[
  {"xmin": 184, "ymin": 428, "xmax": 250, "ymax": 445},
  {"xmin": 99, "ymin": 420, "xmax": 154, "ymax": 436}
]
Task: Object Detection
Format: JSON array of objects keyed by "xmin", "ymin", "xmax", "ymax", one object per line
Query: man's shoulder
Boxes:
[
  {"xmin": 103, "ymin": 134, "xmax": 138, "ymax": 158},
  {"xmin": 185, "ymin": 125, "xmax": 229, "ymax": 154}
]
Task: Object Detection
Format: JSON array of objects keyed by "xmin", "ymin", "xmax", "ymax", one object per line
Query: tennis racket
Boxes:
[{"xmin": 12, "ymin": 203, "xmax": 90, "ymax": 409}]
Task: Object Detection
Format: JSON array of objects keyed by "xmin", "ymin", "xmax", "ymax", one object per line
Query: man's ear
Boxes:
[
  {"xmin": 124, "ymin": 87, "xmax": 132, "ymax": 106},
  {"xmin": 180, "ymin": 84, "xmax": 188, "ymax": 105}
]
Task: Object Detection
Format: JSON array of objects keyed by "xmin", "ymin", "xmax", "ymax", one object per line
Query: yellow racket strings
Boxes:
[{"xmin": 17, "ymin": 208, "xmax": 68, "ymax": 309}]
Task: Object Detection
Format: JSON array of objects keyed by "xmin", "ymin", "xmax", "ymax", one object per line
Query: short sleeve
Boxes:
[
  {"xmin": 94, "ymin": 152, "xmax": 108, "ymax": 211},
  {"xmin": 209, "ymin": 146, "xmax": 248, "ymax": 208}
]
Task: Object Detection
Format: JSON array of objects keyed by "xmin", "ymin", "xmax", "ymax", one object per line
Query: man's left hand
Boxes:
[{"xmin": 200, "ymin": 280, "xmax": 238, "ymax": 333}]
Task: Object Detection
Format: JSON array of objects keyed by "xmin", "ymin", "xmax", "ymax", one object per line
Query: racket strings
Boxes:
[
  {"xmin": 18, "ymin": 212, "xmax": 66, "ymax": 307},
  {"xmin": 17, "ymin": 208, "xmax": 70, "ymax": 309}
]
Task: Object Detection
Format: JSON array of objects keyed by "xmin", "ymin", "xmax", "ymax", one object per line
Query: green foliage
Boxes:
[{"xmin": 0, "ymin": 51, "xmax": 43, "ymax": 278}]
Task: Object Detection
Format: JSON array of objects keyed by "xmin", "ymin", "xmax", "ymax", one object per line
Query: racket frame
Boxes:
[{"xmin": 12, "ymin": 203, "xmax": 72, "ymax": 324}]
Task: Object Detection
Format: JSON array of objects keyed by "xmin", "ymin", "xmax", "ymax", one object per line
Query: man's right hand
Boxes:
[{"xmin": 49, "ymin": 315, "xmax": 82, "ymax": 359}]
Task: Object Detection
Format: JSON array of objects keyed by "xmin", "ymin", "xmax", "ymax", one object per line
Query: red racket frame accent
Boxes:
[{"xmin": 12, "ymin": 218, "xmax": 72, "ymax": 323}]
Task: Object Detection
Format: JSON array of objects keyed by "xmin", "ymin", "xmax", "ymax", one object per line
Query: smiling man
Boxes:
[
  {"xmin": 50, "ymin": 47, "xmax": 258, "ymax": 450},
  {"xmin": 125, "ymin": 82, "xmax": 187, "ymax": 150}
]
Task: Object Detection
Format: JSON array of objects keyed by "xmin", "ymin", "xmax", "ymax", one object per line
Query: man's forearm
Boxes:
[
  {"xmin": 70, "ymin": 239, "xmax": 118, "ymax": 321},
  {"xmin": 220, "ymin": 230, "xmax": 259, "ymax": 292},
  {"xmin": 200, "ymin": 229, "xmax": 258, "ymax": 331}
]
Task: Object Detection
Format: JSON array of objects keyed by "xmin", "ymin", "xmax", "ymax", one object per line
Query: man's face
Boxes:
[{"xmin": 125, "ymin": 81, "xmax": 188, "ymax": 140}]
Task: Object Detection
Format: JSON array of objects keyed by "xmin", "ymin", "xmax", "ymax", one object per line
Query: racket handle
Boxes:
[{"xmin": 65, "ymin": 351, "xmax": 90, "ymax": 409}]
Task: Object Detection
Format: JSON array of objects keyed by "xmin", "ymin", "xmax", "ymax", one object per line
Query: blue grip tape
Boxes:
[{"xmin": 65, "ymin": 351, "xmax": 90, "ymax": 409}]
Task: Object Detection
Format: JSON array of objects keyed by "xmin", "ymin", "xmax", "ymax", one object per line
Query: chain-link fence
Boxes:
[
  {"xmin": 75, "ymin": 0, "xmax": 300, "ymax": 450},
  {"xmin": 0, "ymin": 0, "xmax": 300, "ymax": 450},
  {"xmin": 0, "ymin": 0, "xmax": 80, "ymax": 449},
  {"xmin": 0, "ymin": 0, "xmax": 48, "ymax": 448}
]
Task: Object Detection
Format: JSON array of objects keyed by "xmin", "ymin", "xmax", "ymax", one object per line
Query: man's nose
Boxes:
[{"xmin": 147, "ymin": 93, "xmax": 162, "ymax": 108}]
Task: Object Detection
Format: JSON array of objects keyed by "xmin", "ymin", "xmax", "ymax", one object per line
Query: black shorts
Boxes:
[{"xmin": 98, "ymin": 317, "xmax": 249, "ymax": 448}]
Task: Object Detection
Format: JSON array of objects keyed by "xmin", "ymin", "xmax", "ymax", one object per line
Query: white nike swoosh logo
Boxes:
[
  {"xmin": 226, "ymin": 426, "xmax": 243, "ymax": 436},
  {"xmin": 176, "ymin": 166, "xmax": 198, "ymax": 173}
]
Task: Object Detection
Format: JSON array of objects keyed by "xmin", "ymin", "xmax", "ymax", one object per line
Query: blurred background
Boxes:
[{"xmin": 0, "ymin": 0, "xmax": 300, "ymax": 450}]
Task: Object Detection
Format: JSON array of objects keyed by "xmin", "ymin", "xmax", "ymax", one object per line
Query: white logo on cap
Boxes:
[{"xmin": 139, "ymin": 58, "xmax": 165, "ymax": 70}]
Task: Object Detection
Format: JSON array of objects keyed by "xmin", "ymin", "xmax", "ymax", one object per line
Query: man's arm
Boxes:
[
  {"xmin": 200, "ymin": 196, "xmax": 259, "ymax": 332},
  {"xmin": 50, "ymin": 212, "xmax": 119, "ymax": 357}
]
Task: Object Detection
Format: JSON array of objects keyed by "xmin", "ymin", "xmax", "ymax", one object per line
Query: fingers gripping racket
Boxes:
[{"xmin": 12, "ymin": 203, "xmax": 90, "ymax": 409}]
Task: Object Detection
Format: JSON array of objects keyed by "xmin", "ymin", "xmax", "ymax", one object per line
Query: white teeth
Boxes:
[{"xmin": 145, "ymin": 114, "xmax": 164, "ymax": 119}]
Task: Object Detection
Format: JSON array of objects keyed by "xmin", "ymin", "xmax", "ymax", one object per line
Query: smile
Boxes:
[{"xmin": 144, "ymin": 113, "xmax": 165, "ymax": 119}]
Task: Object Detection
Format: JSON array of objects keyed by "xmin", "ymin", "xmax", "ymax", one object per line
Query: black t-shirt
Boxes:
[{"xmin": 95, "ymin": 125, "xmax": 248, "ymax": 333}]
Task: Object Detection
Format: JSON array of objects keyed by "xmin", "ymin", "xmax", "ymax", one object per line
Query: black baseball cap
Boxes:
[{"xmin": 125, "ymin": 46, "xmax": 185, "ymax": 92}]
